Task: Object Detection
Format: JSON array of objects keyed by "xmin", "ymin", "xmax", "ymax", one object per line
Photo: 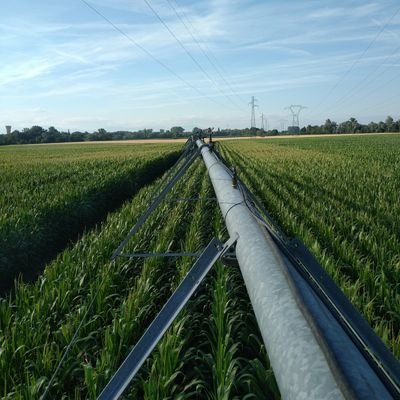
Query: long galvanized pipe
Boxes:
[{"xmin": 196, "ymin": 140, "xmax": 344, "ymax": 400}]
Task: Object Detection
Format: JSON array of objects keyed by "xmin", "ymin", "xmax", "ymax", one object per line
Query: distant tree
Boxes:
[
  {"xmin": 170, "ymin": 126, "xmax": 184, "ymax": 137},
  {"xmin": 367, "ymin": 121, "xmax": 377, "ymax": 133},
  {"xmin": 394, "ymin": 119, "xmax": 400, "ymax": 132},
  {"xmin": 249, "ymin": 127, "xmax": 260, "ymax": 135},
  {"xmin": 377, "ymin": 121, "xmax": 386, "ymax": 132},
  {"xmin": 41, "ymin": 126, "xmax": 59, "ymax": 143},
  {"xmin": 90, "ymin": 128, "xmax": 112, "ymax": 141},
  {"xmin": 70, "ymin": 131, "xmax": 86, "ymax": 142},
  {"xmin": 323, "ymin": 119, "xmax": 337, "ymax": 134},
  {"xmin": 25, "ymin": 126, "xmax": 45, "ymax": 143},
  {"xmin": 349, "ymin": 117, "xmax": 361, "ymax": 133},
  {"xmin": 310, "ymin": 125, "xmax": 321, "ymax": 134},
  {"xmin": 337, "ymin": 122, "xmax": 346, "ymax": 134},
  {"xmin": 385, "ymin": 116, "xmax": 394, "ymax": 132}
]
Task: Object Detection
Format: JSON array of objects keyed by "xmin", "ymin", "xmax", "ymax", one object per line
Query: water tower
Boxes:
[{"xmin": 5, "ymin": 125, "xmax": 11, "ymax": 134}]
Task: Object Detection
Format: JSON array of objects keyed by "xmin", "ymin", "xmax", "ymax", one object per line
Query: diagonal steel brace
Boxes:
[
  {"xmin": 111, "ymin": 149, "xmax": 199, "ymax": 260},
  {"xmin": 98, "ymin": 234, "xmax": 238, "ymax": 400}
]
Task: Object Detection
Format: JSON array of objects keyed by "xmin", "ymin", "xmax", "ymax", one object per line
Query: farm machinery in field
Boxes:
[{"xmin": 99, "ymin": 135, "xmax": 400, "ymax": 400}]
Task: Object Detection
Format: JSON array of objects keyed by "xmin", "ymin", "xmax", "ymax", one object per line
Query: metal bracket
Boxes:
[
  {"xmin": 221, "ymin": 249, "xmax": 238, "ymax": 267},
  {"xmin": 98, "ymin": 235, "xmax": 238, "ymax": 400},
  {"xmin": 220, "ymin": 235, "xmax": 239, "ymax": 267}
]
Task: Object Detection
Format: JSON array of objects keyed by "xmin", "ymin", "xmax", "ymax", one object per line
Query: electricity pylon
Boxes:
[
  {"xmin": 284, "ymin": 105, "xmax": 307, "ymax": 127},
  {"xmin": 249, "ymin": 96, "xmax": 258, "ymax": 128},
  {"xmin": 279, "ymin": 119, "xmax": 288, "ymax": 132},
  {"xmin": 260, "ymin": 113, "xmax": 266, "ymax": 131}
]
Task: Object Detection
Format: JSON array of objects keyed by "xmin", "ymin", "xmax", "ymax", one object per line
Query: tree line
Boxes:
[
  {"xmin": 301, "ymin": 116, "xmax": 400, "ymax": 134},
  {"xmin": 0, "ymin": 126, "xmax": 186, "ymax": 145},
  {"xmin": 1, "ymin": 116, "xmax": 399, "ymax": 145}
]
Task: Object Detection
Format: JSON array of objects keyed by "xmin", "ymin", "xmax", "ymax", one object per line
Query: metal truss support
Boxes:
[{"xmin": 98, "ymin": 235, "xmax": 238, "ymax": 400}]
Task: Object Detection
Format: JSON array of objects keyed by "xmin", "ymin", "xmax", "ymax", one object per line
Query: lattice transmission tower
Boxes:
[
  {"xmin": 285, "ymin": 105, "xmax": 307, "ymax": 128},
  {"xmin": 260, "ymin": 113, "xmax": 266, "ymax": 131},
  {"xmin": 279, "ymin": 119, "xmax": 288, "ymax": 132},
  {"xmin": 249, "ymin": 96, "xmax": 258, "ymax": 128}
]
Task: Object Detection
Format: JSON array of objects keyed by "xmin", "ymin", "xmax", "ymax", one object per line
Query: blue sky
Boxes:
[{"xmin": 1, "ymin": 0, "xmax": 400, "ymax": 132}]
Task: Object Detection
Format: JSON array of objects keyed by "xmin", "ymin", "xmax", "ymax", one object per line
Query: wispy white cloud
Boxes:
[
  {"xmin": 308, "ymin": 3, "xmax": 382, "ymax": 19},
  {"xmin": 0, "ymin": 58, "xmax": 64, "ymax": 86},
  {"xmin": 0, "ymin": 22, "xmax": 74, "ymax": 39},
  {"xmin": 1, "ymin": 0, "xmax": 399, "ymax": 130}
]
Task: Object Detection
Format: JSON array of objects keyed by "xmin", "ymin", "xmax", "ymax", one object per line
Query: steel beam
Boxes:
[
  {"xmin": 117, "ymin": 252, "xmax": 201, "ymax": 258},
  {"xmin": 98, "ymin": 236, "xmax": 237, "ymax": 400},
  {"xmin": 111, "ymin": 149, "xmax": 199, "ymax": 260},
  {"xmin": 196, "ymin": 139, "xmax": 344, "ymax": 400}
]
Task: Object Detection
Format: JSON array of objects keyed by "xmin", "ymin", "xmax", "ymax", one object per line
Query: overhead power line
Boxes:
[
  {"xmin": 166, "ymin": 0, "xmax": 246, "ymax": 107},
  {"xmin": 344, "ymin": 67, "xmax": 400, "ymax": 119},
  {"xmin": 143, "ymin": 0, "xmax": 212, "ymax": 82},
  {"xmin": 315, "ymin": 5, "xmax": 400, "ymax": 114},
  {"xmin": 79, "ymin": 0, "xmax": 222, "ymax": 107},
  {"xmin": 172, "ymin": 0, "xmax": 248, "ymax": 105},
  {"xmin": 143, "ymin": 0, "xmax": 241, "ymax": 110},
  {"xmin": 326, "ymin": 45, "xmax": 400, "ymax": 116}
]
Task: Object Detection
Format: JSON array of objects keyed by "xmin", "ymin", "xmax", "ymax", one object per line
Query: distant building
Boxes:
[
  {"xmin": 287, "ymin": 126, "xmax": 300, "ymax": 134},
  {"xmin": 5, "ymin": 125, "xmax": 11, "ymax": 134}
]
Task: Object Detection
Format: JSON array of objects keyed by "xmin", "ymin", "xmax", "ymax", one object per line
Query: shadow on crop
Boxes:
[{"xmin": 0, "ymin": 152, "xmax": 180, "ymax": 297}]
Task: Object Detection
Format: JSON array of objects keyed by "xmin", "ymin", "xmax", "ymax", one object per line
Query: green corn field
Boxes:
[
  {"xmin": 0, "ymin": 142, "xmax": 180, "ymax": 293},
  {"xmin": 0, "ymin": 134, "xmax": 399, "ymax": 398},
  {"xmin": 220, "ymin": 134, "xmax": 400, "ymax": 359}
]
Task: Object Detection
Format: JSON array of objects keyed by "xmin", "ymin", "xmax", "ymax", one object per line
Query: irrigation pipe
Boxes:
[{"xmin": 196, "ymin": 138, "xmax": 344, "ymax": 400}]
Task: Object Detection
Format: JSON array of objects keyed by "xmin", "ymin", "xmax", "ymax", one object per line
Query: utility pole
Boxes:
[
  {"xmin": 261, "ymin": 114, "xmax": 269, "ymax": 131},
  {"xmin": 279, "ymin": 119, "xmax": 288, "ymax": 132},
  {"xmin": 284, "ymin": 105, "xmax": 307, "ymax": 128},
  {"xmin": 249, "ymin": 96, "xmax": 258, "ymax": 128},
  {"xmin": 260, "ymin": 113, "xmax": 265, "ymax": 131}
]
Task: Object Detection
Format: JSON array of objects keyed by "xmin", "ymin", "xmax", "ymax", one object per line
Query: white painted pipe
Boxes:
[{"xmin": 196, "ymin": 140, "xmax": 344, "ymax": 400}]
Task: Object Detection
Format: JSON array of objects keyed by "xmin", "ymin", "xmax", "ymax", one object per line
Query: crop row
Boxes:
[
  {"xmin": 1, "ymin": 154, "xmax": 279, "ymax": 399},
  {"xmin": 0, "ymin": 143, "xmax": 180, "ymax": 293},
  {"xmin": 219, "ymin": 135, "xmax": 400, "ymax": 358}
]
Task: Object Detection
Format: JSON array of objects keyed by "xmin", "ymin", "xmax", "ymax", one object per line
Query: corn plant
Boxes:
[
  {"xmin": 0, "ymin": 142, "xmax": 180, "ymax": 293},
  {"xmin": 220, "ymin": 134, "xmax": 400, "ymax": 358},
  {"xmin": 130, "ymin": 166, "xmax": 280, "ymax": 400}
]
